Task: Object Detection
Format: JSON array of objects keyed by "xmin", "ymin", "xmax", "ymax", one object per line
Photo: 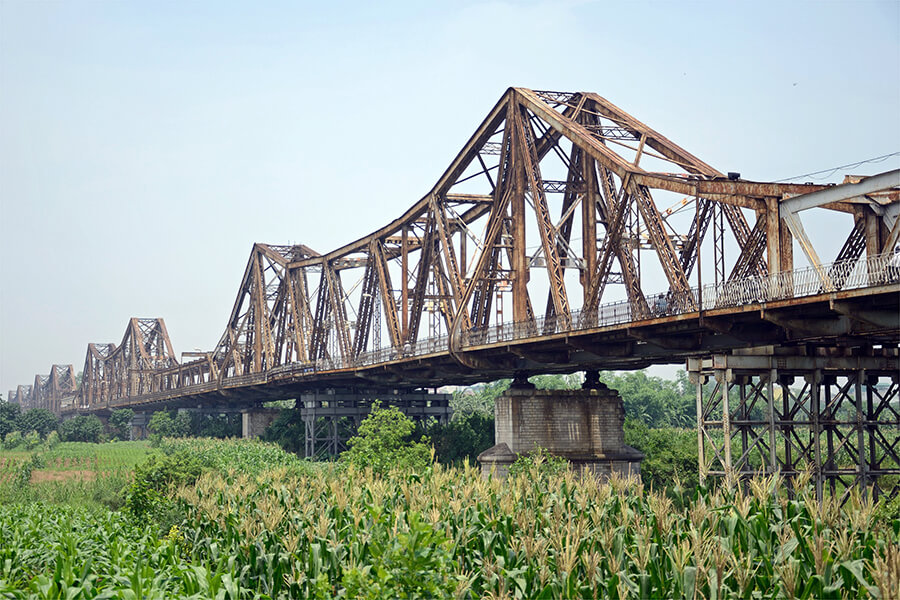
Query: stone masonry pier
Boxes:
[{"xmin": 478, "ymin": 375, "xmax": 643, "ymax": 479}]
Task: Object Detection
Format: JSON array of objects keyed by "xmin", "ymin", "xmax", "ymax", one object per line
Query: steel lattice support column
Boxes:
[
  {"xmin": 299, "ymin": 389, "xmax": 453, "ymax": 460},
  {"xmin": 689, "ymin": 347, "xmax": 899, "ymax": 502}
]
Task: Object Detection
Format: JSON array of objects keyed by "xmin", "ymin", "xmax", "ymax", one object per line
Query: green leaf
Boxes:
[
  {"xmin": 775, "ymin": 537, "xmax": 799, "ymax": 564},
  {"xmin": 683, "ymin": 566, "xmax": 697, "ymax": 600},
  {"xmin": 838, "ymin": 560, "xmax": 878, "ymax": 596}
]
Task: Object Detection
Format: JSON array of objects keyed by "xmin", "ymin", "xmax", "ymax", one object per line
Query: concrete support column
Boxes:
[
  {"xmin": 241, "ymin": 408, "xmax": 280, "ymax": 439},
  {"xmin": 131, "ymin": 411, "xmax": 150, "ymax": 440},
  {"xmin": 478, "ymin": 380, "xmax": 644, "ymax": 479}
]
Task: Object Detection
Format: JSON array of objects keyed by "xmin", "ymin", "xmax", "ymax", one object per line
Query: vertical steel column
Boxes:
[
  {"xmin": 865, "ymin": 376, "xmax": 877, "ymax": 498},
  {"xmin": 738, "ymin": 376, "xmax": 749, "ymax": 472},
  {"xmin": 781, "ymin": 375, "xmax": 794, "ymax": 492},
  {"xmin": 824, "ymin": 380, "xmax": 837, "ymax": 496},
  {"xmin": 401, "ymin": 227, "xmax": 409, "ymax": 339},
  {"xmin": 720, "ymin": 369, "xmax": 733, "ymax": 485},
  {"xmin": 713, "ymin": 203, "xmax": 725, "ymax": 286},
  {"xmin": 855, "ymin": 369, "xmax": 868, "ymax": 498},
  {"xmin": 766, "ymin": 369, "xmax": 778, "ymax": 476},
  {"xmin": 695, "ymin": 369, "xmax": 707, "ymax": 486},
  {"xmin": 808, "ymin": 370, "xmax": 824, "ymax": 502}
]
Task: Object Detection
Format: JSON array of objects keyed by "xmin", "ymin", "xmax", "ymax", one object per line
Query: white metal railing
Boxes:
[
  {"xmin": 101, "ymin": 251, "xmax": 896, "ymax": 405},
  {"xmin": 273, "ymin": 251, "xmax": 898, "ymax": 376}
]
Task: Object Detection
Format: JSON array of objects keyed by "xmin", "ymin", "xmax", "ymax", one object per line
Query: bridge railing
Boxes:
[
  {"xmin": 90, "ymin": 251, "xmax": 897, "ymax": 404},
  {"xmin": 460, "ymin": 251, "xmax": 898, "ymax": 348},
  {"xmin": 321, "ymin": 251, "xmax": 897, "ymax": 369}
]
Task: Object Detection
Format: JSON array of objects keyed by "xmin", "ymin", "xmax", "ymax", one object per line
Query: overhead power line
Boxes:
[{"xmin": 776, "ymin": 152, "xmax": 900, "ymax": 182}]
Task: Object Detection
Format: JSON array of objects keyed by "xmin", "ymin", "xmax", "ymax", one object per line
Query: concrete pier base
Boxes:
[
  {"xmin": 130, "ymin": 411, "xmax": 150, "ymax": 440},
  {"xmin": 241, "ymin": 408, "xmax": 281, "ymax": 438},
  {"xmin": 478, "ymin": 380, "xmax": 643, "ymax": 479}
]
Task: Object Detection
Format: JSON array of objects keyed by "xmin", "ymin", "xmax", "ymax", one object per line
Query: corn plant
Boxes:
[{"xmin": 2, "ymin": 439, "xmax": 897, "ymax": 598}]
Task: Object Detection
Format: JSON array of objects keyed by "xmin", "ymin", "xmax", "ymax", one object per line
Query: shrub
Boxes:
[
  {"xmin": 874, "ymin": 492, "xmax": 900, "ymax": 525},
  {"xmin": 125, "ymin": 450, "xmax": 211, "ymax": 525},
  {"xmin": 92, "ymin": 471, "xmax": 130, "ymax": 511},
  {"xmin": 16, "ymin": 408, "xmax": 58, "ymax": 438},
  {"xmin": 59, "ymin": 415, "xmax": 104, "ymax": 443},
  {"xmin": 16, "ymin": 452, "xmax": 45, "ymax": 486},
  {"xmin": 507, "ymin": 447, "xmax": 569, "ymax": 480},
  {"xmin": 108, "ymin": 409, "xmax": 134, "ymax": 440},
  {"xmin": 44, "ymin": 430, "xmax": 60, "ymax": 449},
  {"xmin": 3, "ymin": 430, "xmax": 23, "ymax": 449},
  {"xmin": 23, "ymin": 430, "xmax": 41, "ymax": 450},
  {"xmin": 341, "ymin": 401, "xmax": 433, "ymax": 474}
]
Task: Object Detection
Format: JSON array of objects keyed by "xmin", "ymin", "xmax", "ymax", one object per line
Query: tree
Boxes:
[
  {"xmin": 600, "ymin": 371, "xmax": 696, "ymax": 428},
  {"xmin": 148, "ymin": 411, "xmax": 176, "ymax": 437},
  {"xmin": 173, "ymin": 411, "xmax": 192, "ymax": 437},
  {"xmin": 624, "ymin": 418, "xmax": 699, "ymax": 497},
  {"xmin": 59, "ymin": 414, "xmax": 104, "ymax": 442},
  {"xmin": 192, "ymin": 412, "xmax": 242, "ymax": 438},
  {"xmin": 148, "ymin": 410, "xmax": 191, "ymax": 439},
  {"xmin": 262, "ymin": 408, "xmax": 304, "ymax": 454},
  {"xmin": 419, "ymin": 412, "xmax": 494, "ymax": 465},
  {"xmin": 109, "ymin": 409, "xmax": 134, "ymax": 440},
  {"xmin": 17, "ymin": 408, "xmax": 59, "ymax": 438},
  {"xmin": 451, "ymin": 379, "xmax": 509, "ymax": 417},
  {"xmin": 531, "ymin": 373, "xmax": 582, "ymax": 390},
  {"xmin": 0, "ymin": 401, "xmax": 21, "ymax": 439},
  {"xmin": 341, "ymin": 401, "xmax": 432, "ymax": 474}
]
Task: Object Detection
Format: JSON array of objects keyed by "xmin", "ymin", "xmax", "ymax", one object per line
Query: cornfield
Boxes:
[{"xmin": 2, "ymin": 448, "xmax": 897, "ymax": 598}]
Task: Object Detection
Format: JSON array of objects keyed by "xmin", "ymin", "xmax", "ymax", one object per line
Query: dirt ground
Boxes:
[{"xmin": 30, "ymin": 469, "xmax": 96, "ymax": 483}]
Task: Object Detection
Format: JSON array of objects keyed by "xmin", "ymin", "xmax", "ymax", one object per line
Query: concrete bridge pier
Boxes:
[
  {"xmin": 478, "ymin": 373, "xmax": 644, "ymax": 479},
  {"xmin": 130, "ymin": 411, "xmax": 151, "ymax": 440},
  {"xmin": 241, "ymin": 408, "xmax": 281, "ymax": 438}
]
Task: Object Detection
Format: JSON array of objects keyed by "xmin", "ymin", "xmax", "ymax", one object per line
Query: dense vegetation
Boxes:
[
  {"xmin": 0, "ymin": 441, "xmax": 153, "ymax": 508},
  {"xmin": 260, "ymin": 370, "xmax": 702, "ymax": 492},
  {"xmin": 1, "ymin": 402, "xmax": 241, "ymax": 450},
  {"xmin": 1, "ymin": 435, "xmax": 897, "ymax": 598},
  {"xmin": 1, "ymin": 371, "xmax": 897, "ymax": 597}
]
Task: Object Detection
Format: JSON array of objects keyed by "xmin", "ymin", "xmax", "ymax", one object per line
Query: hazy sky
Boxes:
[{"xmin": 1, "ymin": 0, "xmax": 898, "ymax": 395}]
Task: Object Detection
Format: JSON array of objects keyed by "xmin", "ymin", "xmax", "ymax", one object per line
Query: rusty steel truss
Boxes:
[
  {"xmin": 7, "ymin": 88, "xmax": 898, "ymax": 417},
  {"xmin": 78, "ymin": 318, "xmax": 178, "ymax": 408},
  {"xmin": 8, "ymin": 364, "xmax": 77, "ymax": 413},
  {"xmin": 690, "ymin": 347, "xmax": 899, "ymax": 502}
]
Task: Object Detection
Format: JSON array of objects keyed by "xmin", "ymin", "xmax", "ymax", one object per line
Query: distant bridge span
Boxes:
[{"xmin": 9, "ymin": 87, "xmax": 898, "ymax": 419}]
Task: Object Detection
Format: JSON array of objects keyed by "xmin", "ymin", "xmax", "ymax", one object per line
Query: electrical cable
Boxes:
[{"xmin": 775, "ymin": 152, "xmax": 900, "ymax": 182}]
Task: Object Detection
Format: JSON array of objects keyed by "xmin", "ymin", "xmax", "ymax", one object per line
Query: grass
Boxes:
[
  {"xmin": 0, "ymin": 440, "xmax": 155, "ymax": 508},
  {"xmin": 157, "ymin": 437, "xmax": 313, "ymax": 476},
  {"xmin": 0, "ymin": 441, "xmax": 153, "ymax": 471},
  {"xmin": 42, "ymin": 440, "xmax": 154, "ymax": 470}
]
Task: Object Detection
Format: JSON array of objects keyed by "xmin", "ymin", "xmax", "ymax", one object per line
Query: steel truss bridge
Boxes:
[{"xmin": 9, "ymin": 88, "xmax": 900, "ymax": 494}]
